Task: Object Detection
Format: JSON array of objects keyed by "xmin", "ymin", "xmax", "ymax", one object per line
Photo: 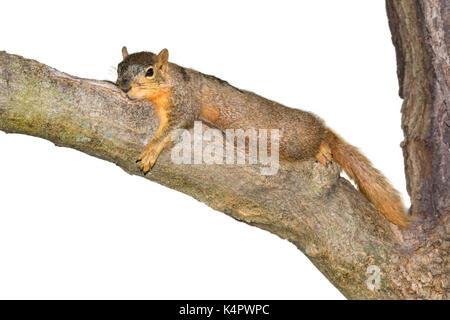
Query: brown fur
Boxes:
[{"xmin": 117, "ymin": 47, "xmax": 412, "ymax": 227}]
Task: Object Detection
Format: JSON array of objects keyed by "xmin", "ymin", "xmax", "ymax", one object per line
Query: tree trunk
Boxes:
[
  {"xmin": 0, "ymin": 0, "xmax": 448, "ymax": 299},
  {"xmin": 384, "ymin": 0, "xmax": 449, "ymax": 298},
  {"xmin": 386, "ymin": 0, "xmax": 449, "ymax": 230}
]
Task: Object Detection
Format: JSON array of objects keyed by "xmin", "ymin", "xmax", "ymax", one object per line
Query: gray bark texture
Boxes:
[{"xmin": 0, "ymin": 0, "xmax": 448, "ymax": 299}]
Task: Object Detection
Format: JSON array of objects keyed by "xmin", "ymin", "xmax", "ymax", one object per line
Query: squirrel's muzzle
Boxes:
[
  {"xmin": 120, "ymin": 86, "xmax": 131, "ymax": 93},
  {"xmin": 116, "ymin": 76, "xmax": 131, "ymax": 93}
]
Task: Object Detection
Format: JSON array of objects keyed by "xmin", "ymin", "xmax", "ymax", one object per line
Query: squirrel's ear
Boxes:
[
  {"xmin": 157, "ymin": 48, "xmax": 169, "ymax": 72},
  {"xmin": 122, "ymin": 46, "xmax": 129, "ymax": 59}
]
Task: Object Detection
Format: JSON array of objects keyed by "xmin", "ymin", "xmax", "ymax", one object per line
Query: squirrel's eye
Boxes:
[{"xmin": 145, "ymin": 67, "xmax": 154, "ymax": 78}]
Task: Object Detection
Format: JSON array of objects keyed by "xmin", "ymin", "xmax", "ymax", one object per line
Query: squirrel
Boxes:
[{"xmin": 116, "ymin": 46, "xmax": 412, "ymax": 227}]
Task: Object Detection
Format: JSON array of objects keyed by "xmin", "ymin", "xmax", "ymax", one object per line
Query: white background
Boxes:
[{"xmin": 0, "ymin": 1, "xmax": 407, "ymax": 299}]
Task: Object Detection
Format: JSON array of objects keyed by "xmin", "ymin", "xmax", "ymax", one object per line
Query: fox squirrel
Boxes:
[{"xmin": 116, "ymin": 47, "xmax": 412, "ymax": 227}]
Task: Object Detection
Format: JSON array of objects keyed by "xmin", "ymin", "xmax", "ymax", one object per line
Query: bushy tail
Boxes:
[{"xmin": 326, "ymin": 130, "xmax": 410, "ymax": 227}]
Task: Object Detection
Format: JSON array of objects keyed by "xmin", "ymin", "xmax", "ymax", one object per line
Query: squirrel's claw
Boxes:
[
  {"xmin": 140, "ymin": 160, "xmax": 155, "ymax": 174},
  {"xmin": 315, "ymin": 141, "xmax": 332, "ymax": 167},
  {"xmin": 138, "ymin": 148, "xmax": 158, "ymax": 174}
]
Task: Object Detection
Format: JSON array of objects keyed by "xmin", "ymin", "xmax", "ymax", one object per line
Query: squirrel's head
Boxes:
[{"xmin": 116, "ymin": 46, "xmax": 170, "ymax": 100}]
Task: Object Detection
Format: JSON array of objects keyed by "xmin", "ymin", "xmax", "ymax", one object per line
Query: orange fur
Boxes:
[
  {"xmin": 137, "ymin": 89, "xmax": 173, "ymax": 172},
  {"xmin": 326, "ymin": 130, "xmax": 411, "ymax": 227},
  {"xmin": 199, "ymin": 104, "xmax": 220, "ymax": 124},
  {"xmin": 316, "ymin": 141, "xmax": 332, "ymax": 166}
]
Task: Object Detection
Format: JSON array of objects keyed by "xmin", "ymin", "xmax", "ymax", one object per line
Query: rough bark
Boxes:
[
  {"xmin": 0, "ymin": 1, "xmax": 448, "ymax": 298},
  {"xmin": 386, "ymin": 0, "xmax": 450, "ymax": 229}
]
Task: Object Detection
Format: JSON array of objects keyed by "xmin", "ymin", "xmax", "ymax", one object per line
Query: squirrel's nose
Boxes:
[{"xmin": 121, "ymin": 86, "xmax": 131, "ymax": 93}]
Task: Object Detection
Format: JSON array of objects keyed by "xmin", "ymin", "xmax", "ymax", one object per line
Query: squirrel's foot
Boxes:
[
  {"xmin": 315, "ymin": 142, "xmax": 332, "ymax": 166},
  {"xmin": 137, "ymin": 147, "xmax": 159, "ymax": 173},
  {"xmin": 137, "ymin": 136, "xmax": 172, "ymax": 173}
]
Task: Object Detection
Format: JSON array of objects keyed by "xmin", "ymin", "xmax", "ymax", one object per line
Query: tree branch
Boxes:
[{"xmin": 0, "ymin": 39, "xmax": 447, "ymax": 298}]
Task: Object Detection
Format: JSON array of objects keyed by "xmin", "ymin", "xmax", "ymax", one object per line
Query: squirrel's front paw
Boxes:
[{"xmin": 137, "ymin": 147, "xmax": 158, "ymax": 173}]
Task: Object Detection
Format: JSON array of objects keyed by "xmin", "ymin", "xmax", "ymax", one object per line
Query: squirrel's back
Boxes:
[{"xmin": 183, "ymin": 66, "xmax": 327, "ymax": 160}]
